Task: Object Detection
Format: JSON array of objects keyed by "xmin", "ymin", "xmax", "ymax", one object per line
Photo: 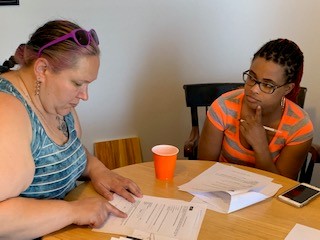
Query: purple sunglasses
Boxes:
[{"xmin": 37, "ymin": 28, "xmax": 99, "ymax": 57}]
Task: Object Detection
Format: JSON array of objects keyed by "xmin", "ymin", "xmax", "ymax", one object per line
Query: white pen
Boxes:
[{"xmin": 239, "ymin": 119, "xmax": 282, "ymax": 134}]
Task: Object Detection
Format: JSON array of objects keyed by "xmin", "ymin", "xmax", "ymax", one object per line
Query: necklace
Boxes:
[{"xmin": 17, "ymin": 71, "xmax": 69, "ymax": 138}]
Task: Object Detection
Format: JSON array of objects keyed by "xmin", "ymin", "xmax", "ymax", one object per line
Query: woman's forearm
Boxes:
[
  {"xmin": 253, "ymin": 144, "xmax": 279, "ymax": 174},
  {"xmin": 0, "ymin": 197, "xmax": 73, "ymax": 240},
  {"xmin": 81, "ymin": 147, "xmax": 110, "ymax": 179}
]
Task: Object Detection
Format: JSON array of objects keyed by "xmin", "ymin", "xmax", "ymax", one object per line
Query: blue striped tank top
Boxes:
[{"xmin": 0, "ymin": 78, "xmax": 87, "ymax": 199}]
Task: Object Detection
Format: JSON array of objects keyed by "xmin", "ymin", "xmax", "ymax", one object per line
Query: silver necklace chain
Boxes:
[{"xmin": 17, "ymin": 71, "xmax": 69, "ymax": 138}]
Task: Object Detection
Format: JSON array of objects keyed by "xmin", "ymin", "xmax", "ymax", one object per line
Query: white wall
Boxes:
[{"xmin": 1, "ymin": 1, "xmax": 320, "ymax": 180}]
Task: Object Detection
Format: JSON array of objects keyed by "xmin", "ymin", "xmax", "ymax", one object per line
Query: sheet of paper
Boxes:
[
  {"xmin": 131, "ymin": 229, "xmax": 179, "ymax": 240},
  {"xmin": 111, "ymin": 231, "xmax": 177, "ymax": 240},
  {"xmin": 190, "ymin": 182, "xmax": 282, "ymax": 213},
  {"xmin": 178, "ymin": 163, "xmax": 282, "ymax": 213},
  {"xmin": 178, "ymin": 163, "xmax": 274, "ymax": 193},
  {"xmin": 285, "ymin": 223, "xmax": 320, "ymax": 240},
  {"xmin": 93, "ymin": 194, "xmax": 207, "ymax": 240}
]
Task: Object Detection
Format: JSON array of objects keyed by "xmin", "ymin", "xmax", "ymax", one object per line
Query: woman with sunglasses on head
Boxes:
[
  {"xmin": 198, "ymin": 39, "xmax": 313, "ymax": 179},
  {"xmin": 0, "ymin": 20, "xmax": 142, "ymax": 239}
]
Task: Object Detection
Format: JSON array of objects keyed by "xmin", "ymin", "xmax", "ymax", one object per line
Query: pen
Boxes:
[
  {"xmin": 126, "ymin": 236, "xmax": 143, "ymax": 240},
  {"xmin": 239, "ymin": 119, "xmax": 282, "ymax": 134}
]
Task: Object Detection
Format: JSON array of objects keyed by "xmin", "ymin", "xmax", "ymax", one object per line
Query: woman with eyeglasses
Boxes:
[
  {"xmin": 198, "ymin": 38, "xmax": 313, "ymax": 179},
  {"xmin": 0, "ymin": 20, "xmax": 142, "ymax": 239}
]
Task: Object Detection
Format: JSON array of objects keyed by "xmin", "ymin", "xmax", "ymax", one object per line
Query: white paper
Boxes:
[
  {"xmin": 179, "ymin": 163, "xmax": 282, "ymax": 213},
  {"xmin": 179, "ymin": 163, "xmax": 273, "ymax": 193},
  {"xmin": 285, "ymin": 223, "xmax": 320, "ymax": 240},
  {"xmin": 93, "ymin": 194, "xmax": 207, "ymax": 240},
  {"xmin": 111, "ymin": 231, "xmax": 177, "ymax": 240},
  {"xmin": 131, "ymin": 229, "xmax": 179, "ymax": 240}
]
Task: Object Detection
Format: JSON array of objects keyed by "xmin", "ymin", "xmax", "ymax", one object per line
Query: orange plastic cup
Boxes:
[{"xmin": 152, "ymin": 145, "xmax": 179, "ymax": 180}]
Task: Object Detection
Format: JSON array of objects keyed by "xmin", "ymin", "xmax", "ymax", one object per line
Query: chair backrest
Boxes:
[
  {"xmin": 94, "ymin": 137, "xmax": 143, "ymax": 170},
  {"xmin": 296, "ymin": 87, "xmax": 307, "ymax": 108},
  {"xmin": 183, "ymin": 83, "xmax": 244, "ymax": 159},
  {"xmin": 299, "ymin": 145, "xmax": 319, "ymax": 183},
  {"xmin": 183, "ymin": 83, "xmax": 245, "ymax": 127},
  {"xmin": 295, "ymin": 87, "xmax": 320, "ymax": 183}
]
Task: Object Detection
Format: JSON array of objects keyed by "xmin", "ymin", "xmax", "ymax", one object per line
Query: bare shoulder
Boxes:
[{"xmin": 0, "ymin": 92, "xmax": 34, "ymax": 201}]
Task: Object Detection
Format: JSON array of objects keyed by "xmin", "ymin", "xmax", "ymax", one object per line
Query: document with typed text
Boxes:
[{"xmin": 93, "ymin": 194, "xmax": 207, "ymax": 240}]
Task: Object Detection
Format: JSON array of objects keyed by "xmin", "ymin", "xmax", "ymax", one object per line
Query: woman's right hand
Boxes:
[
  {"xmin": 70, "ymin": 197, "xmax": 127, "ymax": 228},
  {"xmin": 239, "ymin": 105, "xmax": 268, "ymax": 150}
]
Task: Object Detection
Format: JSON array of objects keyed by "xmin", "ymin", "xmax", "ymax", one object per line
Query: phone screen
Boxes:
[{"xmin": 283, "ymin": 185, "xmax": 320, "ymax": 203}]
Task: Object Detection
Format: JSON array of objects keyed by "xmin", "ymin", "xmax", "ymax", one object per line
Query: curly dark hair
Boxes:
[{"xmin": 253, "ymin": 38, "xmax": 304, "ymax": 103}]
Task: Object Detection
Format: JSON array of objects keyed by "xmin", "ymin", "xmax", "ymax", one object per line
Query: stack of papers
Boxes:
[
  {"xmin": 93, "ymin": 194, "xmax": 207, "ymax": 240},
  {"xmin": 178, "ymin": 163, "xmax": 282, "ymax": 213}
]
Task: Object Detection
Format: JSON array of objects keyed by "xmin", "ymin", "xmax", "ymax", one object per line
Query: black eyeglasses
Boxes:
[
  {"xmin": 242, "ymin": 70, "xmax": 287, "ymax": 94},
  {"xmin": 37, "ymin": 29, "xmax": 99, "ymax": 57}
]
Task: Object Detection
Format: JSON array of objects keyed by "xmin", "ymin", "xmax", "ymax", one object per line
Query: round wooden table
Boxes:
[{"xmin": 43, "ymin": 160, "xmax": 320, "ymax": 240}]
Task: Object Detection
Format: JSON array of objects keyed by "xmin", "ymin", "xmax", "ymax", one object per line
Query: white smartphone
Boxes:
[{"xmin": 278, "ymin": 183, "xmax": 320, "ymax": 207}]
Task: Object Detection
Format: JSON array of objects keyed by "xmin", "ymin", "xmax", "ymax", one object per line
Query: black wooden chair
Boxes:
[
  {"xmin": 183, "ymin": 83, "xmax": 244, "ymax": 160},
  {"xmin": 183, "ymin": 83, "xmax": 319, "ymax": 183},
  {"xmin": 299, "ymin": 144, "xmax": 320, "ymax": 183},
  {"xmin": 294, "ymin": 88, "xmax": 320, "ymax": 183}
]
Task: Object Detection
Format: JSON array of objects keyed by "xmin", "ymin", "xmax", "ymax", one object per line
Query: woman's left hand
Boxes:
[{"xmin": 90, "ymin": 167, "xmax": 143, "ymax": 203}]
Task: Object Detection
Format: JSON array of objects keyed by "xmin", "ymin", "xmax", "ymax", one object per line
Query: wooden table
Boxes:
[{"xmin": 43, "ymin": 160, "xmax": 320, "ymax": 240}]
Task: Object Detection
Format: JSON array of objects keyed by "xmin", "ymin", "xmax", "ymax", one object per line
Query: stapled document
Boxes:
[
  {"xmin": 93, "ymin": 194, "xmax": 207, "ymax": 240},
  {"xmin": 178, "ymin": 163, "xmax": 282, "ymax": 213}
]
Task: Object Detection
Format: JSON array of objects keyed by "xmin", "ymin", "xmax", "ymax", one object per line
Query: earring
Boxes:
[
  {"xmin": 280, "ymin": 96, "xmax": 286, "ymax": 110},
  {"xmin": 35, "ymin": 78, "xmax": 41, "ymax": 96}
]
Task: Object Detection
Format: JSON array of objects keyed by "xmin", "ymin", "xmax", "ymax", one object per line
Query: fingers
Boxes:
[
  {"xmin": 110, "ymin": 176, "xmax": 143, "ymax": 202},
  {"xmin": 241, "ymin": 105, "xmax": 262, "ymax": 127},
  {"xmin": 106, "ymin": 202, "xmax": 127, "ymax": 218},
  {"xmin": 239, "ymin": 118, "xmax": 248, "ymax": 131},
  {"xmin": 91, "ymin": 169, "xmax": 143, "ymax": 204},
  {"xmin": 97, "ymin": 182, "xmax": 114, "ymax": 201},
  {"xmin": 72, "ymin": 197, "xmax": 127, "ymax": 228},
  {"xmin": 89, "ymin": 201, "xmax": 127, "ymax": 228},
  {"xmin": 96, "ymin": 179, "xmax": 143, "ymax": 203},
  {"xmin": 255, "ymin": 105, "xmax": 262, "ymax": 124},
  {"xmin": 114, "ymin": 184, "xmax": 141, "ymax": 203},
  {"xmin": 124, "ymin": 179, "xmax": 143, "ymax": 198},
  {"xmin": 127, "ymin": 183, "xmax": 143, "ymax": 198},
  {"xmin": 239, "ymin": 121, "xmax": 245, "ymax": 133}
]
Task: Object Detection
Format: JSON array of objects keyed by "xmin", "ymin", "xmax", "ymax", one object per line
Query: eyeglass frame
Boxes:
[
  {"xmin": 37, "ymin": 28, "xmax": 99, "ymax": 57},
  {"xmin": 242, "ymin": 70, "xmax": 288, "ymax": 94}
]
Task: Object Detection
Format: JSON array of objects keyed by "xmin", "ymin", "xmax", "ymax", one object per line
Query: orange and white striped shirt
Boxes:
[{"xmin": 207, "ymin": 89, "xmax": 314, "ymax": 166}]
